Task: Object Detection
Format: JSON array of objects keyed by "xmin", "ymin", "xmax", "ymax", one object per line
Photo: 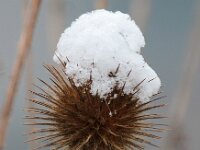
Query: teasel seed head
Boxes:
[
  {"xmin": 25, "ymin": 9, "xmax": 166, "ymax": 150},
  {"xmin": 25, "ymin": 64, "xmax": 166, "ymax": 150}
]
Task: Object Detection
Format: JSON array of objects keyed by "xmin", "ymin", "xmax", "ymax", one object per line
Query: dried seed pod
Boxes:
[{"xmin": 25, "ymin": 64, "xmax": 166, "ymax": 150}]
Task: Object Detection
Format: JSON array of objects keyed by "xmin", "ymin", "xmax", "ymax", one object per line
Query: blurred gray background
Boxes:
[{"xmin": 0, "ymin": 0, "xmax": 200, "ymax": 149}]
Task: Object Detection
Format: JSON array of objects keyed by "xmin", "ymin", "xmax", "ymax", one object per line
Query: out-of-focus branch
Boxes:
[
  {"xmin": 164, "ymin": 3, "xmax": 200, "ymax": 150},
  {"xmin": 22, "ymin": 1, "xmax": 36, "ymax": 149},
  {"xmin": 0, "ymin": 1, "xmax": 41, "ymax": 149},
  {"xmin": 47, "ymin": 0, "xmax": 65, "ymax": 52},
  {"xmin": 129, "ymin": 0, "xmax": 151, "ymax": 31},
  {"xmin": 26, "ymin": 53, "xmax": 36, "ymax": 150},
  {"xmin": 95, "ymin": 0, "xmax": 107, "ymax": 9}
]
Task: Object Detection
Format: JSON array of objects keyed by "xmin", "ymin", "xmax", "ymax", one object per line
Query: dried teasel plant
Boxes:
[
  {"xmin": 25, "ymin": 9, "xmax": 166, "ymax": 150},
  {"xmin": 24, "ymin": 62, "xmax": 166, "ymax": 150}
]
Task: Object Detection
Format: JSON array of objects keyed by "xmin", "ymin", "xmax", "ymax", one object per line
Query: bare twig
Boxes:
[
  {"xmin": 47, "ymin": 0, "xmax": 65, "ymax": 52},
  {"xmin": 164, "ymin": 2, "xmax": 200, "ymax": 150},
  {"xmin": 0, "ymin": 0, "xmax": 41, "ymax": 149},
  {"xmin": 95, "ymin": 0, "xmax": 107, "ymax": 9},
  {"xmin": 22, "ymin": 1, "xmax": 37, "ymax": 149},
  {"xmin": 129, "ymin": 0, "xmax": 151, "ymax": 31},
  {"xmin": 26, "ymin": 53, "xmax": 37, "ymax": 150}
]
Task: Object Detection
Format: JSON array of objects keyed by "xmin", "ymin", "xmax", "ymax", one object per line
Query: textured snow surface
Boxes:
[{"xmin": 54, "ymin": 9, "xmax": 161, "ymax": 102}]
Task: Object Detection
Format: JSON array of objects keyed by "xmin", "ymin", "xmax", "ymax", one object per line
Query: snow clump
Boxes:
[{"xmin": 54, "ymin": 9, "xmax": 161, "ymax": 102}]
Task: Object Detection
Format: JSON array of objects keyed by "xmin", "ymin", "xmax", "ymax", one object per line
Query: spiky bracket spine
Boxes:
[{"xmin": 25, "ymin": 64, "xmax": 166, "ymax": 150}]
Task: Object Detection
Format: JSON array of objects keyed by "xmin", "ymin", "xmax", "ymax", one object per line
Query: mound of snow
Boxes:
[{"xmin": 54, "ymin": 9, "xmax": 161, "ymax": 102}]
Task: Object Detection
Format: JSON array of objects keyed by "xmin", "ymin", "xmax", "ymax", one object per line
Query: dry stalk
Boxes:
[
  {"xmin": 26, "ymin": 53, "xmax": 36, "ymax": 150},
  {"xmin": 0, "ymin": 0, "xmax": 41, "ymax": 149},
  {"xmin": 164, "ymin": 3, "xmax": 200, "ymax": 150},
  {"xmin": 22, "ymin": 1, "xmax": 36, "ymax": 149},
  {"xmin": 95, "ymin": 0, "xmax": 107, "ymax": 9},
  {"xmin": 129, "ymin": 0, "xmax": 151, "ymax": 31},
  {"xmin": 47, "ymin": 0, "xmax": 65, "ymax": 52}
]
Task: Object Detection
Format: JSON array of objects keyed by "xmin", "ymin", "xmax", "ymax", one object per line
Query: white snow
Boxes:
[{"xmin": 54, "ymin": 9, "xmax": 161, "ymax": 102}]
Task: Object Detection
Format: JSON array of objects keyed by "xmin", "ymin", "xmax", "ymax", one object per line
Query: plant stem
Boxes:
[
  {"xmin": 47, "ymin": 0, "xmax": 65, "ymax": 52},
  {"xmin": 95, "ymin": 0, "xmax": 107, "ymax": 9},
  {"xmin": 164, "ymin": 2, "xmax": 200, "ymax": 149},
  {"xmin": 0, "ymin": 0, "xmax": 41, "ymax": 149}
]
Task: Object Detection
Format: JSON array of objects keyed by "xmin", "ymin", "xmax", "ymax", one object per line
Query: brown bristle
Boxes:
[{"xmin": 25, "ymin": 64, "xmax": 166, "ymax": 150}]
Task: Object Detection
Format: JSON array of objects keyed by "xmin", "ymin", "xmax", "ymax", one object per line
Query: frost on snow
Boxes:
[{"xmin": 54, "ymin": 9, "xmax": 161, "ymax": 102}]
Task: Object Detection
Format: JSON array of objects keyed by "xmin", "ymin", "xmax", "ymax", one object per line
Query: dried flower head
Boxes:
[
  {"xmin": 25, "ymin": 63, "xmax": 166, "ymax": 150},
  {"xmin": 25, "ymin": 9, "xmax": 166, "ymax": 150}
]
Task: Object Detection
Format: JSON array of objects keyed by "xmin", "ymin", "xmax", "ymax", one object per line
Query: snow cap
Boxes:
[{"xmin": 54, "ymin": 9, "xmax": 161, "ymax": 102}]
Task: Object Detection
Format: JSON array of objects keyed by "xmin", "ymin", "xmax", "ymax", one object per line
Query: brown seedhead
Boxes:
[{"xmin": 25, "ymin": 64, "xmax": 166, "ymax": 150}]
